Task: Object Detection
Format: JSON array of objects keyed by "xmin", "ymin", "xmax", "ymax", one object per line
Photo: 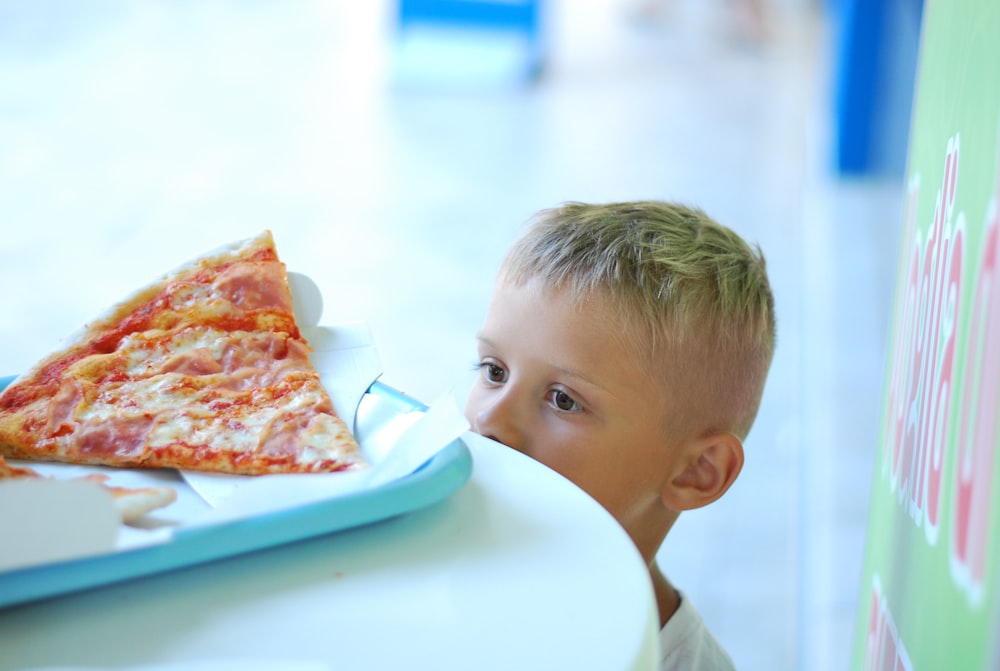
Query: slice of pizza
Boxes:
[
  {"xmin": 0, "ymin": 231, "xmax": 366, "ymax": 476},
  {"xmin": 0, "ymin": 455, "xmax": 177, "ymax": 523}
]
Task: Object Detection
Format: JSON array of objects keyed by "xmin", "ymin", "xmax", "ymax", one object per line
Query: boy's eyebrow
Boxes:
[
  {"xmin": 476, "ymin": 334, "xmax": 610, "ymax": 393},
  {"xmin": 554, "ymin": 365, "xmax": 610, "ymax": 393}
]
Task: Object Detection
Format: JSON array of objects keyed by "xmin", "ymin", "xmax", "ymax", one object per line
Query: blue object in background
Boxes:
[
  {"xmin": 833, "ymin": 0, "xmax": 923, "ymax": 177},
  {"xmin": 399, "ymin": 0, "xmax": 541, "ymax": 32},
  {"xmin": 393, "ymin": 0, "xmax": 545, "ymax": 87}
]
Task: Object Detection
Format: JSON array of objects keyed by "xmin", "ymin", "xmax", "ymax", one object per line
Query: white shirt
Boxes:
[{"xmin": 659, "ymin": 593, "xmax": 736, "ymax": 671}]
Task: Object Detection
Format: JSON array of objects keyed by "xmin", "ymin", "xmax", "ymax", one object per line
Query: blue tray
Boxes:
[{"xmin": 0, "ymin": 376, "xmax": 472, "ymax": 608}]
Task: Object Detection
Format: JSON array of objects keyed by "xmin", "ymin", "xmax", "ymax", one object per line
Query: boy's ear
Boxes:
[{"xmin": 661, "ymin": 433, "xmax": 744, "ymax": 512}]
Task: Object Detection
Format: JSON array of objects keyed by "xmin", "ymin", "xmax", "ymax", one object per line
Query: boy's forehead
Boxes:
[
  {"xmin": 482, "ymin": 279, "xmax": 661, "ymax": 389},
  {"xmin": 487, "ymin": 278, "xmax": 608, "ymax": 327},
  {"xmin": 495, "ymin": 277, "xmax": 664, "ymax": 349},
  {"xmin": 491, "ymin": 276, "xmax": 607, "ymax": 310}
]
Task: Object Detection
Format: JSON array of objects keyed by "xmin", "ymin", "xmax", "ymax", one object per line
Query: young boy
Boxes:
[{"xmin": 464, "ymin": 201, "xmax": 776, "ymax": 670}]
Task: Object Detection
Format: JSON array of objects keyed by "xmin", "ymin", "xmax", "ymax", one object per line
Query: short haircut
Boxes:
[{"xmin": 499, "ymin": 201, "xmax": 776, "ymax": 439}]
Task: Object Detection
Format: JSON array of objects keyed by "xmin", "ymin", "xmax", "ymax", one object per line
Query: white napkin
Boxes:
[
  {"xmin": 363, "ymin": 393, "xmax": 470, "ymax": 488},
  {"xmin": 0, "ymin": 479, "xmax": 119, "ymax": 572}
]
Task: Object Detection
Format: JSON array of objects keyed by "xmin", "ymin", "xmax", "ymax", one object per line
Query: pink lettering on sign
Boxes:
[
  {"xmin": 949, "ymin": 153, "xmax": 1000, "ymax": 607},
  {"xmin": 885, "ymin": 135, "xmax": 965, "ymax": 545},
  {"xmin": 863, "ymin": 576, "xmax": 913, "ymax": 671}
]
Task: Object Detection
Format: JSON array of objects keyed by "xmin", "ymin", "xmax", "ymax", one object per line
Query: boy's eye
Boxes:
[
  {"xmin": 549, "ymin": 389, "xmax": 580, "ymax": 412},
  {"xmin": 482, "ymin": 363, "xmax": 506, "ymax": 383}
]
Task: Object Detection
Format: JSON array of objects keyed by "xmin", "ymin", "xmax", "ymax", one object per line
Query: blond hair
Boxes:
[{"xmin": 499, "ymin": 201, "xmax": 776, "ymax": 439}]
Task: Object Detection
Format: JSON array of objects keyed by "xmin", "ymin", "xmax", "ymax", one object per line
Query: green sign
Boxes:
[{"xmin": 852, "ymin": 1, "xmax": 1000, "ymax": 668}]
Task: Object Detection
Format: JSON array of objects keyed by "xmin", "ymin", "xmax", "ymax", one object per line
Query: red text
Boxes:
[
  {"xmin": 949, "ymin": 150, "xmax": 1000, "ymax": 607},
  {"xmin": 863, "ymin": 576, "xmax": 914, "ymax": 671},
  {"xmin": 885, "ymin": 134, "xmax": 965, "ymax": 545}
]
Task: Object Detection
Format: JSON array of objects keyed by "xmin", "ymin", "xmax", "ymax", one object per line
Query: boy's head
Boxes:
[
  {"xmin": 499, "ymin": 201, "xmax": 775, "ymax": 439},
  {"xmin": 465, "ymin": 201, "xmax": 776, "ymax": 556}
]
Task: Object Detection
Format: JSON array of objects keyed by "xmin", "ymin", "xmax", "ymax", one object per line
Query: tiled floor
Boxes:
[{"xmin": 0, "ymin": 1, "xmax": 905, "ymax": 668}]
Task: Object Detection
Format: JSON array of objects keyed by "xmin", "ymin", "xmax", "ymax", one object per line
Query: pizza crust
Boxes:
[{"xmin": 5, "ymin": 233, "xmax": 277, "ymax": 392}]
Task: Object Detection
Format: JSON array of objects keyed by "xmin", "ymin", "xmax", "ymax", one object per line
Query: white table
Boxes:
[{"xmin": 0, "ymin": 432, "xmax": 658, "ymax": 671}]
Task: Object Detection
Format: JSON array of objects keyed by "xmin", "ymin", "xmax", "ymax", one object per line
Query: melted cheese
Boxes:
[{"xmin": 7, "ymin": 246, "xmax": 365, "ymax": 474}]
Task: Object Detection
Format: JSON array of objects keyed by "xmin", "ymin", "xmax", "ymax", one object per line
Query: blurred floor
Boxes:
[{"xmin": 0, "ymin": 1, "xmax": 903, "ymax": 668}]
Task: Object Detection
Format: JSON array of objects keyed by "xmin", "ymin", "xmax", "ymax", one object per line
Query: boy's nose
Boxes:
[{"xmin": 469, "ymin": 392, "xmax": 524, "ymax": 453}]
